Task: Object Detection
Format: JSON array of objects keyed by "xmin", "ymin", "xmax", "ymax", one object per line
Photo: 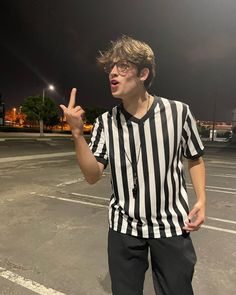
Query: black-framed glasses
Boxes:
[{"xmin": 104, "ymin": 60, "xmax": 136, "ymax": 75}]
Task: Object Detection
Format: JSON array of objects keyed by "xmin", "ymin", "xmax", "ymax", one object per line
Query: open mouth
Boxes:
[{"xmin": 110, "ymin": 80, "xmax": 119, "ymax": 86}]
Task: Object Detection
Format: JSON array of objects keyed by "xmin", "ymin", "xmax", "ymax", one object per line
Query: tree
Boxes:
[
  {"xmin": 44, "ymin": 114, "xmax": 60, "ymax": 130},
  {"xmin": 22, "ymin": 95, "xmax": 60, "ymax": 131}
]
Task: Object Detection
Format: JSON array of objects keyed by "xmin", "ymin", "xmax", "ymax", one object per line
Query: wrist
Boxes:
[
  {"xmin": 71, "ymin": 129, "xmax": 84, "ymax": 139},
  {"xmin": 195, "ymin": 199, "xmax": 206, "ymax": 208}
]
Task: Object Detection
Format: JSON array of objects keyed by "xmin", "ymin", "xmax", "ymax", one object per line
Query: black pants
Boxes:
[{"xmin": 108, "ymin": 229, "xmax": 196, "ymax": 295}]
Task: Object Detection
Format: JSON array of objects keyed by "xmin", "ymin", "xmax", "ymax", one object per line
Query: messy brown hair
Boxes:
[{"xmin": 97, "ymin": 35, "xmax": 156, "ymax": 89}]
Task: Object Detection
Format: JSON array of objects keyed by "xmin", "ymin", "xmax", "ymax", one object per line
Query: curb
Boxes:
[
  {"xmin": 0, "ymin": 137, "xmax": 73, "ymax": 141},
  {"xmin": 0, "ymin": 135, "xmax": 91, "ymax": 142}
]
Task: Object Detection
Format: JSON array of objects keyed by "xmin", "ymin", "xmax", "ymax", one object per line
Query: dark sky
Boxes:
[{"xmin": 1, "ymin": 0, "xmax": 236, "ymax": 121}]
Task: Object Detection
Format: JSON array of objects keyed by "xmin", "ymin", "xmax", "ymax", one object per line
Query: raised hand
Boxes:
[{"xmin": 60, "ymin": 88, "xmax": 85, "ymax": 136}]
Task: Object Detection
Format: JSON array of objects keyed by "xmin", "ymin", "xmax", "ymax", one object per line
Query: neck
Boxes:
[{"xmin": 122, "ymin": 91, "xmax": 153, "ymax": 117}]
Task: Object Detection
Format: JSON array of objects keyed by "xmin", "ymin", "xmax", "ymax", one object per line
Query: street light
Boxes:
[
  {"xmin": 211, "ymin": 97, "xmax": 217, "ymax": 142},
  {"xmin": 13, "ymin": 108, "xmax": 16, "ymax": 125},
  {"xmin": 39, "ymin": 84, "xmax": 55, "ymax": 136}
]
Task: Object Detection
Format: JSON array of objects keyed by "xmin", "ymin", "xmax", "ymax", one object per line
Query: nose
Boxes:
[{"xmin": 109, "ymin": 64, "xmax": 118, "ymax": 78}]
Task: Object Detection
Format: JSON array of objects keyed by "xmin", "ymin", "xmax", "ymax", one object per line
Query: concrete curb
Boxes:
[
  {"xmin": 0, "ymin": 133, "xmax": 91, "ymax": 142},
  {"xmin": 0, "ymin": 137, "xmax": 73, "ymax": 142},
  {"xmin": 0, "ymin": 133, "xmax": 235, "ymax": 148}
]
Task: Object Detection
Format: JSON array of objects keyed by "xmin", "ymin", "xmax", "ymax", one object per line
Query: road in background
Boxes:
[{"xmin": 0, "ymin": 139, "xmax": 235, "ymax": 294}]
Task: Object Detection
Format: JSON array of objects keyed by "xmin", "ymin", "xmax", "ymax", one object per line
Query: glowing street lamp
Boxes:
[{"xmin": 40, "ymin": 84, "xmax": 55, "ymax": 136}]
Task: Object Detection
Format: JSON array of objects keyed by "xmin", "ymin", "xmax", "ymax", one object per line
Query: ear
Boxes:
[{"xmin": 139, "ymin": 67, "xmax": 149, "ymax": 83}]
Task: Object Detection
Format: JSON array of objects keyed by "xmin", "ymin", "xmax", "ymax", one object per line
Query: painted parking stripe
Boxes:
[
  {"xmin": 195, "ymin": 188, "xmax": 235, "ymax": 195},
  {"xmin": 0, "ymin": 152, "xmax": 75, "ymax": 163},
  {"xmin": 208, "ymin": 174, "xmax": 236, "ymax": 179},
  {"xmin": 32, "ymin": 193, "xmax": 236, "ymax": 235},
  {"xmin": 187, "ymin": 183, "xmax": 236, "ymax": 191},
  {"xmin": 186, "ymin": 185, "xmax": 236, "ymax": 195},
  {"xmin": 33, "ymin": 193, "xmax": 107, "ymax": 208},
  {"xmin": 207, "ymin": 217, "xmax": 236, "ymax": 224},
  {"xmin": 0, "ymin": 267, "xmax": 66, "ymax": 295},
  {"xmin": 56, "ymin": 174, "xmax": 107, "ymax": 187},
  {"xmin": 70, "ymin": 192, "xmax": 109, "ymax": 201},
  {"xmin": 56, "ymin": 178, "xmax": 85, "ymax": 187},
  {"xmin": 201, "ymin": 225, "xmax": 236, "ymax": 235},
  {"xmin": 204, "ymin": 185, "xmax": 236, "ymax": 191}
]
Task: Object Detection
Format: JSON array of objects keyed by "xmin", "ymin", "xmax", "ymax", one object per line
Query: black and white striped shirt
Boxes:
[{"xmin": 89, "ymin": 96, "xmax": 204, "ymax": 238}]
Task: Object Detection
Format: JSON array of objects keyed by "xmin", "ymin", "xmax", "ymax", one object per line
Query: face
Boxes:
[{"xmin": 105, "ymin": 60, "xmax": 145, "ymax": 99}]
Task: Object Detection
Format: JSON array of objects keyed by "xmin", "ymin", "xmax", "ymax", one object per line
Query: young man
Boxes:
[{"xmin": 60, "ymin": 35, "xmax": 206, "ymax": 295}]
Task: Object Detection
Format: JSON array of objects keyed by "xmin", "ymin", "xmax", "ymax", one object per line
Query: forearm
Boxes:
[
  {"xmin": 183, "ymin": 157, "xmax": 206, "ymax": 231},
  {"xmin": 188, "ymin": 157, "xmax": 206, "ymax": 205},
  {"xmin": 72, "ymin": 133, "xmax": 103, "ymax": 184}
]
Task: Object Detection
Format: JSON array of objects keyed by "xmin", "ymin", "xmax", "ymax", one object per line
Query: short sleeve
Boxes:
[
  {"xmin": 89, "ymin": 116, "xmax": 108, "ymax": 168},
  {"xmin": 181, "ymin": 105, "xmax": 204, "ymax": 159}
]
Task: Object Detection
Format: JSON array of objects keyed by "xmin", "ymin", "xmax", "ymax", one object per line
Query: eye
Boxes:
[
  {"xmin": 119, "ymin": 62, "xmax": 129, "ymax": 70},
  {"xmin": 117, "ymin": 62, "xmax": 130, "ymax": 73}
]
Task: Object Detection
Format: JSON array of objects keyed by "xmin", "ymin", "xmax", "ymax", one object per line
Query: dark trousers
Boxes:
[{"xmin": 108, "ymin": 229, "xmax": 196, "ymax": 295}]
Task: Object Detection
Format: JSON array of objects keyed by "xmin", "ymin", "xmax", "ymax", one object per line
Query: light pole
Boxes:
[
  {"xmin": 13, "ymin": 107, "xmax": 16, "ymax": 126},
  {"xmin": 39, "ymin": 84, "xmax": 55, "ymax": 136},
  {"xmin": 211, "ymin": 98, "xmax": 216, "ymax": 142}
]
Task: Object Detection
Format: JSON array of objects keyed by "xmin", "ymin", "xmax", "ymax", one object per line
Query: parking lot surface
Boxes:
[{"xmin": 0, "ymin": 139, "xmax": 235, "ymax": 294}]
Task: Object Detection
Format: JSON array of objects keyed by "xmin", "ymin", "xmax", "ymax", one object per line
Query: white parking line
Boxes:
[
  {"xmin": 187, "ymin": 183, "xmax": 236, "ymax": 191},
  {"xmin": 209, "ymin": 174, "xmax": 236, "ymax": 179},
  {"xmin": 198, "ymin": 188, "xmax": 235, "ymax": 195},
  {"xmin": 186, "ymin": 184, "xmax": 236, "ymax": 195},
  {"xmin": 71, "ymin": 192, "xmax": 109, "ymax": 201},
  {"xmin": 205, "ymin": 185, "xmax": 236, "ymax": 191},
  {"xmin": 32, "ymin": 192, "xmax": 236, "ymax": 235},
  {"xmin": 201, "ymin": 225, "xmax": 236, "ymax": 235},
  {"xmin": 56, "ymin": 178, "xmax": 84, "ymax": 187},
  {"xmin": 207, "ymin": 217, "xmax": 236, "ymax": 224},
  {"xmin": 56, "ymin": 174, "xmax": 108, "ymax": 187},
  {"xmin": 0, "ymin": 267, "xmax": 66, "ymax": 295},
  {"xmin": 0, "ymin": 152, "xmax": 75, "ymax": 163},
  {"xmin": 34, "ymin": 193, "xmax": 107, "ymax": 208}
]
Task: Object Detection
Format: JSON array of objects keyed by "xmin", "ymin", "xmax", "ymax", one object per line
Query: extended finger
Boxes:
[
  {"xmin": 60, "ymin": 104, "xmax": 67, "ymax": 113},
  {"xmin": 68, "ymin": 88, "xmax": 77, "ymax": 109}
]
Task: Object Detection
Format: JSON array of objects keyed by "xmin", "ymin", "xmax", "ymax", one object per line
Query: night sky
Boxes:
[{"xmin": 1, "ymin": 0, "xmax": 236, "ymax": 121}]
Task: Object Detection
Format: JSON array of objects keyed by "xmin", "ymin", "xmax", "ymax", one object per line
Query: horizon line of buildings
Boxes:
[{"xmin": 1, "ymin": 102, "xmax": 236, "ymax": 130}]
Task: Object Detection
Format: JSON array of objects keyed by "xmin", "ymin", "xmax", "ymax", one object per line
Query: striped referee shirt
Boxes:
[{"xmin": 89, "ymin": 96, "xmax": 204, "ymax": 238}]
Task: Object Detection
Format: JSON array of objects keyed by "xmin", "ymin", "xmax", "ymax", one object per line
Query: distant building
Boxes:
[
  {"xmin": 197, "ymin": 120, "xmax": 232, "ymax": 141},
  {"xmin": 197, "ymin": 120, "xmax": 232, "ymax": 130}
]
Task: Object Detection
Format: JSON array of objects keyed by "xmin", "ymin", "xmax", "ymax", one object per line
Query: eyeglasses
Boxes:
[{"xmin": 104, "ymin": 60, "xmax": 136, "ymax": 75}]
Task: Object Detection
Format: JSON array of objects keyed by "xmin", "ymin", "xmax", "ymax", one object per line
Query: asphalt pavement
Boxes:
[{"xmin": 0, "ymin": 136, "xmax": 235, "ymax": 295}]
